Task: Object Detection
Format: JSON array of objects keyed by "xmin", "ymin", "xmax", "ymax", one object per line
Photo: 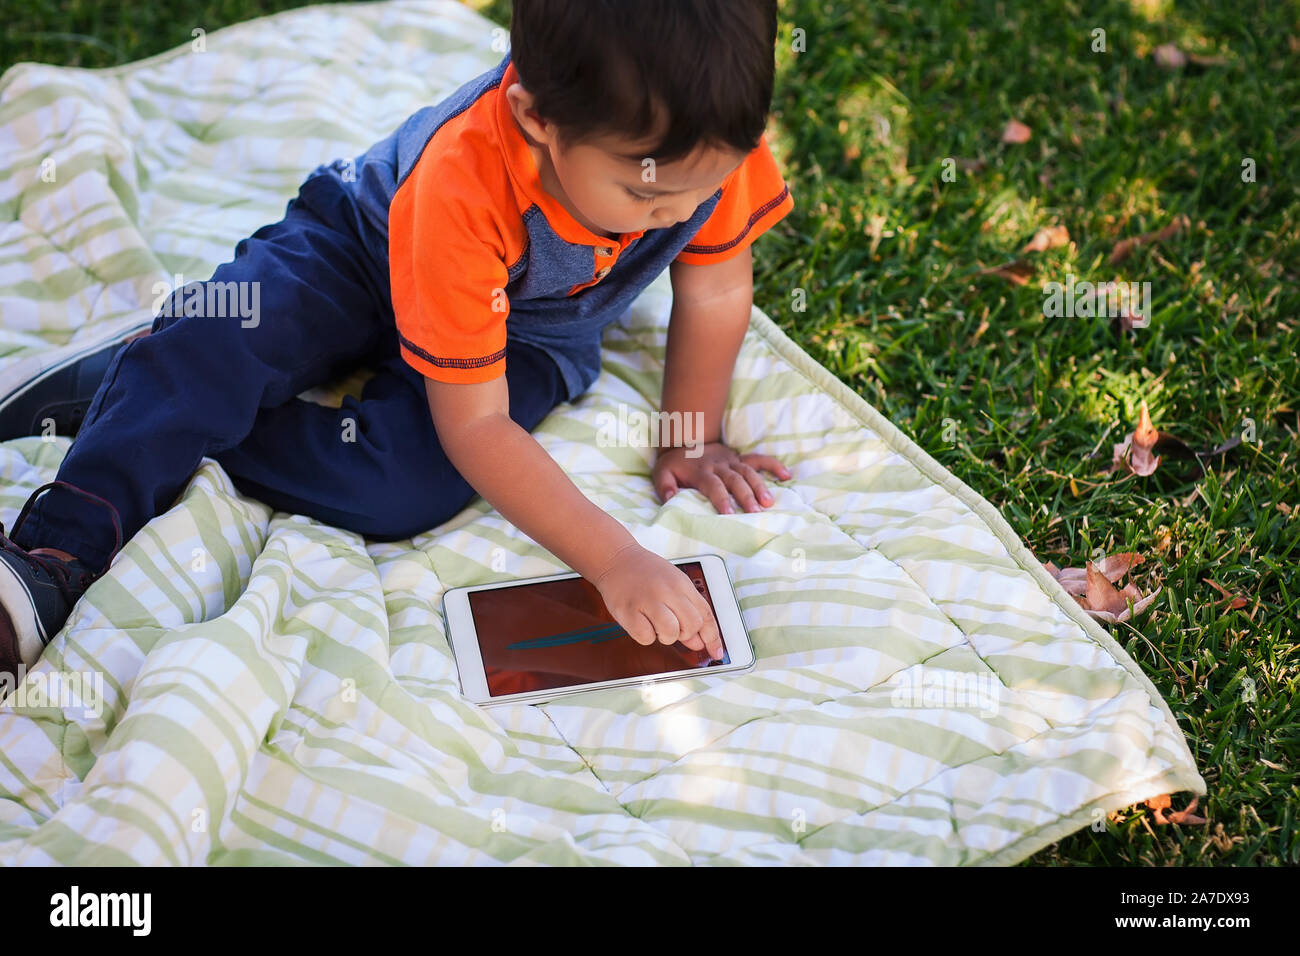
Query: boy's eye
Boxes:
[{"xmin": 624, "ymin": 187, "xmax": 655, "ymax": 203}]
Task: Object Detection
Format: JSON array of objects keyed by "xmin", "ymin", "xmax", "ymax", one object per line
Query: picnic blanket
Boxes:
[{"xmin": 0, "ymin": 0, "xmax": 1204, "ymax": 865}]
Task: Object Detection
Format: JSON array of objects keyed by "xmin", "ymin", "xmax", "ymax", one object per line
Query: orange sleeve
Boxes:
[
  {"xmin": 389, "ymin": 150, "xmax": 511, "ymax": 384},
  {"xmin": 673, "ymin": 133, "xmax": 794, "ymax": 265}
]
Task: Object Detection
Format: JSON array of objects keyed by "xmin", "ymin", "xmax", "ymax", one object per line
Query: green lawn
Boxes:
[{"xmin": 3, "ymin": 0, "xmax": 1296, "ymax": 865}]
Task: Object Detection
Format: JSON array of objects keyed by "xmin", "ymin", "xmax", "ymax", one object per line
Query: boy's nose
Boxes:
[{"xmin": 654, "ymin": 199, "xmax": 695, "ymax": 228}]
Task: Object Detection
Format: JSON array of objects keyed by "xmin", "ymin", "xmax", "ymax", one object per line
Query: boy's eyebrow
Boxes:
[
  {"xmin": 621, "ymin": 179, "xmax": 685, "ymax": 195},
  {"xmin": 615, "ymin": 154, "xmax": 746, "ymax": 194}
]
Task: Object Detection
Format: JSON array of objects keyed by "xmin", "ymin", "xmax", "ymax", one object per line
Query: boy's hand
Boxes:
[
  {"xmin": 653, "ymin": 443, "xmax": 791, "ymax": 515},
  {"xmin": 592, "ymin": 544, "xmax": 724, "ymax": 660}
]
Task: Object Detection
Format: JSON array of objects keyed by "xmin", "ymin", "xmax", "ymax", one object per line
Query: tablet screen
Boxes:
[{"xmin": 467, "ymin": 561, "xmax": 730, "ymax": 697}]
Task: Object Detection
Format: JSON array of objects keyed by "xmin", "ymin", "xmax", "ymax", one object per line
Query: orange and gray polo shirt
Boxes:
[{"xmin": 337, "ymin": 51, "xmax": 794, "ymax": 401}]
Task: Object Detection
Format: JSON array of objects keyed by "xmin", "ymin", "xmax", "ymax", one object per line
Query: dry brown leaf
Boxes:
[
  {"xmin": 1146, "ymin": 793, "xmax": 1172, "ymax": 818},
  {"xmin": 978, "ymin": 260, "xmax": 1035, "ymax": 285},
  {"xmin": 1099, "ymin": 279, "xmax": 1148, "ymax": 333},
  {"xmin": 1110, "ymin": 408, "xmax": 1244, "ymax": 480},
  {"xmin": 1168, "ymin": 796, "xmax": 1208, "ymax": 825},
  {"xmin": 1209, "ymin": 822, "xmax": 1242, "ymax": 853},
  {"xmin": 1001, "ymin": 119, "xmax": 1032, "ymax": 144},
  {"xmin": 1154, "ymin": 45, "xmax": 1229, "ymax": 69},
  {"xmin": 1111, "ymin": 400, "xmax": 1162, "ymax": 476},
  {"xmin": 1206, "ymin": 579, "xmax": 1249, "ymax": 610},
  {"xmin": 1085, "ymin": 562, "xmax": 1131, "ymax": 617},
  {"xmin": 1044, "ymin": 554, "xmax": 1160, "ymax": 624},
  {"xmin": 1132, "ymin": 400, "xmax": 1160, "ymax": 473},
  {"xmin": 1022, "ymin": 225, "xmax": 1070, "ymax": 253},
  {"xmin": 1147, "ymin": 793, "xmax": 1207, "ymax": 825},
  {"xmin": 1109, "ymin": 215, "xmax": 1190, "ymax": 265},
  {"xmin": 1098, "ymin": 552, "xmax": 1145, "ymax": 579},
  {"xmin": 1051, "ymin": 552, "xmax": 1144, "ymax": 596},
  {"xmin": 1153, "ymin": 44, "xmax": 1188, "ymax": 69}
]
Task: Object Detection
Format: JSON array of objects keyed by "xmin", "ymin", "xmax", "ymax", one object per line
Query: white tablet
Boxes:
[{"xmin": 441, "ymin": 553, "xmax": 755, "ymax": 707}]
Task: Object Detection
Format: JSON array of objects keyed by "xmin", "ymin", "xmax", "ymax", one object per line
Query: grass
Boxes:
[{"xmin": 3, "ymin": 0, "xmax": 1296, "ymax": 865}]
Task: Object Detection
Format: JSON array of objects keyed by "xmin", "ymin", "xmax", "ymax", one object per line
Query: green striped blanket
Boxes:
[{"xmin": 0, "ymin": 0, "xmax": 1203, "ymax": 865}]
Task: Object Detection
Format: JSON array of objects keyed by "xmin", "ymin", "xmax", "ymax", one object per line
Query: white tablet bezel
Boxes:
[{"xmin": 441, "ymin": 553, "xmax": 755, "ymax": 707}]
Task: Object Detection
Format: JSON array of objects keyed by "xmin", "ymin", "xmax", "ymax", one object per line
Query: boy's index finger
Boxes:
[
  {"xmin": 696, "ymin": 599, "xmax": 724, "ymax": 661},
  {"xmin": 675, "ymin": 564, "xmax": 725, "ymax": 660}
]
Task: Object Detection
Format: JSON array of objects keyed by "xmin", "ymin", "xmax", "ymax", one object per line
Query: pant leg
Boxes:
[
  {"xmin": 10, "ymin": 171, "xmax": 394, "ymax": 571},
  {"xmin": 212, "ymin": 336, "xmax": 568, "ymax": 540}
]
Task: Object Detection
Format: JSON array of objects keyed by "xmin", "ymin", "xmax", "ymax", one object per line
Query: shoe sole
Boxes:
[
  {"xmin": 0, "ymin": 556, "xmax": 49, "ymax": 667},
  {"xmin": 0, "ymin": 315, "xmax": 155, "ymax": 422}
]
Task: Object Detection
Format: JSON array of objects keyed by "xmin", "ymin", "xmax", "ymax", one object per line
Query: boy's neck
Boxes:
[{"xmin": 521, "ymin": 127, "xmax": 620, "ymax": 241}]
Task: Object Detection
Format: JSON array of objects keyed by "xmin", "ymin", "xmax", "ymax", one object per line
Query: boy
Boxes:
[{"xmin": 0, "ymin": 0, "xmax": 794, "ymax": 682}]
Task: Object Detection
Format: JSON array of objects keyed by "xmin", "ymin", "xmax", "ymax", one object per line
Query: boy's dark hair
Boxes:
[{"xmin": 508, "ymin": 0, "xmax": 778, "ymax": 164}]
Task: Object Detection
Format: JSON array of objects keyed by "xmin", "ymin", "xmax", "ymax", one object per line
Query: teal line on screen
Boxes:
[{"xmin": 506, "ymin": 622, "xmax": 628, "ymax": 650}]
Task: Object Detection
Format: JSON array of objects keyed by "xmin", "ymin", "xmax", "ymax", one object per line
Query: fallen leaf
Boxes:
[
  {"xmin": 956, "ymin": 157, "xmax": 987, "ymax": 173},
  {"xmin": 1051, "ymin": 552, "xmax": 1144, "ymax": 596},
  {"xmin": 1132, "ymin": 400, "xmax": 1160, "ymax": 473},
  {"xmin": 1168, "ymin": 796, "xmax": 1208, "ymax": 825},
  {"xmin": 1153, "ymin": 43, "xmax": 1188, "ymax": 69},
  {"xmin": 1199, "ymin": 435, "xmax": 1243, "ymax": 459},
  {"xmin": 1022, "ymin": 225, "xmax": 1070, "ymax": 253},
  {"xmin": 1098, "ymin": 552, "xmax": 1145, "ymax": 578},
  {"xmin": 1044, "ymin": 555, "xmax": 1161, "ymax": 624},
  {"xmin": 1206, "ymin": 579, "xmax": 1249, "ymax": 610},
  {"xmin": 1146, "ymin": 793, "xmax": 1172, "ymax": 817},
  {"xmin": 1100, "ymin": 279, "xmax": 1148, "ymax": 334},
  {"xmin": 1147, "ymin": 793, "xmax": 1208, "ymax": 825},
  {"xmin": 1209, "ymin": 822, "xmax": 1242, "ymax": 853},
  {"xmin": 1111, "ymin": 400, "xmax": 1162, "ymax": 476},
  {"xmin": 1109, "ymin": 409, "xmax": 1245, "ymax": 480},
  {"xmin": 1109, "ymin": 214, "xmax": 1190, "ymax": 265},
  {"xmin": 1084, "ymin": 561, "xmax": 1131, "ymax": 617},
  {"xmin": 1001, "ymin": 119, "xmax": 1032, "ymax": 144},
  {"xmin": 977, "ymin": 260, "xmax": 1035, "ymax": 285},
  {"xmin": 1105, "ymin": 401, "xmax": 1239, "ymax": 479}
]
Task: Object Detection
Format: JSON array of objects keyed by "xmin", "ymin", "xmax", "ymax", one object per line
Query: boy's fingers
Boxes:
[
  {"xmin": 668, "ymin": 594, "xmax": 704, "ymax": 652},
  {"xmin": 701, "ymin": 472, "xmax": 733, "ymax": 514},
  {"xmin": 736, "ymin": 461, "xmax": 774, "ymax": 506},
  {"xmin": 654, "ymin": 469, "xmax": 680, "ymax": 503},
  {"xmin": 701, "ymin": 614, "xmax": 724, "ymax": 660},
  {"xmin": 624, "ymin": 611, "xmax": 658, "ymax": 647},
  {"xmin": 679, "ymin": 631, "xmax": 704, "ymax": 651},
  {"xmin": 644, "ymin": 602, "xmax": 680, "ymax": 646},
  {"xmin": 684, "ymin": 587, "xmax": 724, "ymax": 660},
  {"xmin": 721, "ymin": 470, "xmax": 761, "ymax": 513},
  {"xmin": 742, "ymin": 453, "xmax": 792, "ymax": 481}
]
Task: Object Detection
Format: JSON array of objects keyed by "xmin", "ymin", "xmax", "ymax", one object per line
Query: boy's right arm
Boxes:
[{"xmin": 424, "ymin": 374, "xmax": 724, "ymax": 659}]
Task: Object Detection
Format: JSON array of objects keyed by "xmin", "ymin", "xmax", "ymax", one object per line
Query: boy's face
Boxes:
[{"xmin": 508, "ymin": 82, "xmax": 747, "ymax": 238}]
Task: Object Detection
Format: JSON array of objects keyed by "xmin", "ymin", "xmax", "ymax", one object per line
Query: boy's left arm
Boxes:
[{"xmin": 653, "ymin": 245, "xmax": 791, "ymax": 514}]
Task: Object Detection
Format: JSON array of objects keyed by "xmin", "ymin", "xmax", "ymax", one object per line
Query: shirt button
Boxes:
[
  {"xmin": 596, "ymin": 245, "xmax": 614, "ymax": 257},
  {"xmin": 595, "ymin": 266, "xmax": 611, "ymax": 279}
]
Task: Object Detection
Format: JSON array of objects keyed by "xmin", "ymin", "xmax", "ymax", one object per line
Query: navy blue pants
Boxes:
[{"xmin": 11, "ymin": 173, "xmax": 567, "ymax": 571}]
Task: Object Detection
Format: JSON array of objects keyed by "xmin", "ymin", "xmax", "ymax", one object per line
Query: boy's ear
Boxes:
[{"xmin": 506, "ymin": 83, "xmax": 554, "ymax": 147}]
